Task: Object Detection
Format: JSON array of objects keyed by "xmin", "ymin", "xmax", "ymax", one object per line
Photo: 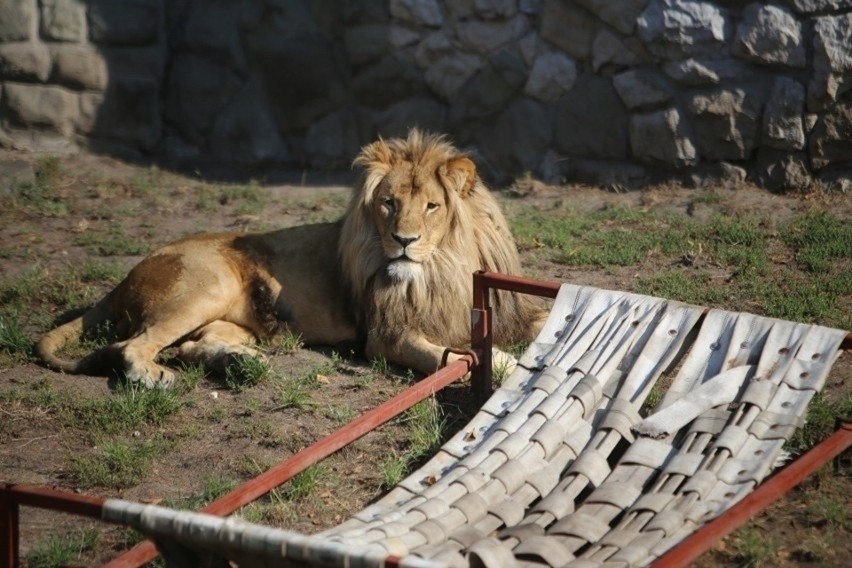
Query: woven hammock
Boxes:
[{"xmin": 103, "ymin": 283, "xmax": 847, "ymax": 567}]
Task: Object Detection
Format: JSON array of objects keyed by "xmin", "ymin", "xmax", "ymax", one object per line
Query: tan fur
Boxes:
[
  {"xmin": 38, "ymin": 130, "xmax": 546, "ymax": 387},
  {"xmin": 340, "ymin": 129, "xmax": 547, "ymax": 375}
]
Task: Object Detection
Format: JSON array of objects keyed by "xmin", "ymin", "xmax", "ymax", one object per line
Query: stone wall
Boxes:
[{"xmin": 1, "ymin": 0, "xmax": 851, "ymax": 190}]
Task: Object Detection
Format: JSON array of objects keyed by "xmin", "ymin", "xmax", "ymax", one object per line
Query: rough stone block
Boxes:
[
  {"xmin": 415, "ymin": 31, "xmax": 454, "ymax": 68},
  {"xmin": 40, "ymin": 0, "xmax": 87, "ymax": 42},
  {"xmin": 473, "ymin": 0, "xmax": 518, "ymax": 19},
  {"xmin": 575, "ymin": 0, "xmax": 650, "ymax": 35},
  {"xmin": 0, "ymin": 0, "xmax": 34, "ymax": 42},
  {"xmin": 3, "ymin": 82, "xmax": 79, "ymax": 135},
  {"xmin": 763, "ymin": 77, "xmax": 805, "ymax": 150},
  {"xmin": 613, "ymin": 68, "xmax": 672, "ymax": 109},
  {"xmin": 0, "ymin": 43, "xmax": 51, "ymax": 82},
  {"xmin": 592, "ymin": 30, "xmax": 647, "ymax": 72},
  {"xmin": 52, "ymin": 45, "xmax": 108, "ymax": 91},
  {"xmin": 637, "ymin": 0, "xmax": 729, "ymax": 60},
  {"xmin": 809, "ymin": 13, "xmax": 852, "ymax": 110},
  {"xmin": 733, "ymin": 4, "xmax": 805, "ymax": 68},
  {"xmin": 662, "ymin": 58, "xmax": 754, "ymax": 86},
  {"xmin": 165, "ymin": 54, "xmax": 242, "ymax": 143},
  {"xmin": 540, "ymin": 0, "xmax": 598, "ymax": 60},
  {"xmin": 687, "ymin": 87, "xmax": 762, "ymax": 160},
  {"xmin": 374, "ymin": 96, "xmax": 447, "ymax": 138},
  {"xmin": 755, "ymin": 149, "xmax": 812, "ymax": 192},
  {"xmin": 554, "ymin": 74, "xmax": 629, "ymax": 159},
  {"xmin": 85, "ymin": 76, "xmax": 160, "ymax": 149},
  {"xmin": 352, "ymin": 54, "xmax": 426, "ymax": 109},
  {"xmin": 449, "ymin": 49, "xmax": 527, "ymax": 122},
  {"xmin": 809, "ymin": 101, "xmax": 852, "ymax": 170},
  {"xmin": 630, "ymin": 107, "xmax": 697, "ymax": 167},
  {"xmin": 211, "ymin": 81, "xmax": 285, "ymax": 164},
  {"xmin": 482, "ymin": 97, "xmax": 554, "ymax": 175},
  {"xmin": 524, "ymin": 51, "xmax": 577, "ymax": 103},
  {"xmin": 304, "ymin": 110, "xmax": 361, "ymax": 168},
  {"xmin": 389, "ymin": 25, "xmax": 420, "ymax": 48},
  {"xmin": 344, "ymin": 25, "xmax": 391, "ymax": 67},
  {"xmin": 784, "ymin": 0, "xmax": 852, "ymax": 14},
  {"xmin": 182, "ymin": 1, "xmax": 242, "ymax": 67},
  {"xmin": 425, "ymin": 53, "xmax": 483, "ymax": 100},
  {"xmin": 456, "ymin": 14, "xmax": 529, "ymax": 53},
  {"xmin": 390, "ymin": 0, "xmax": 443, "ymax": 27},
  {"xmin": 88, "ymin": 0, "xmax": 159, "ymax": 45}
]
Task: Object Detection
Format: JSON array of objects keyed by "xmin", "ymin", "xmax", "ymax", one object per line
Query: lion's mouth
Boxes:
[{"xmin": 389, "ymin": 253, "xmax": 417, "ymax": 263}]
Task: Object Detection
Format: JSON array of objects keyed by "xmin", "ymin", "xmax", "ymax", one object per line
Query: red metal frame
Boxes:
[{"xmin": 2, "ymin": 271, "xmax": 849, "ymax": 568}]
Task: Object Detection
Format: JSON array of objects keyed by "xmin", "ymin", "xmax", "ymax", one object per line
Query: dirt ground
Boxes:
[{"xmin": 0, "ymin": 148, "xmax": 849, "ymax": 567}]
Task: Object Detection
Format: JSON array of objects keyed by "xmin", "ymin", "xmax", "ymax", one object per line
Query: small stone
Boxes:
[
  {"xmin": 210, "ymin": 391, "xmax": 219, "ymax": 400},
  {"xmin": 763, "ymin": 77, "xmax": 806, "ymax": 150},
  {"xmin": 0, "ymin": 43, "xmax": 51, "ymax": 82},
  {"xmin": 732, "ymin": 4, "xmax": 805, "ymax": 68},
  {"xmin": 524, "ymin": 51, "xmax": 577, "ymax": 103},
  {"xmin": 390, "ymin": 0, "xmax": 443, "ymax": 27},
  {"xmin": 40, "ymin": 0, "xmax": 87, "ymax": 43}
]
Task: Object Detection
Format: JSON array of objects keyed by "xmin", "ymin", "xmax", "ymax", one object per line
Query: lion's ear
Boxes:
[
  {"xmin": 438, "ymin": 156, "xmax": 476, "ymax": 198},
  {"xmin": 353, "ymin": 139, "xmax": 393, "ymax": 203}
]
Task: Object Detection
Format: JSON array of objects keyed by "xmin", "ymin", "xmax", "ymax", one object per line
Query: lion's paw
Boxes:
[{"xmin": 125, "ymin": 362, "xmax": 176, "ymax": 389}]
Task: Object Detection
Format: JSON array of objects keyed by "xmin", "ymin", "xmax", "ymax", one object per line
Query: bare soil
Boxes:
[{"xmin": 0, "ymin": 149, "xmax": 849, "ymax": 567}]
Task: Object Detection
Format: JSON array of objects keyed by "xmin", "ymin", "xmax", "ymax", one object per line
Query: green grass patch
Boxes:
[
  {"xmin": 4, "ymin": 156, "xmax": 71, "ymax": 218},
  {"xmin": 167, "ymin": 475, "xmax": 238, "ymax": 510},
  {"xmin": 68, "ymin": 439, "xmax": 161, "ymax": 488},
  {"xmin": 69, "ymin": 382, "xmax": 185, "ymax": 435},
  {"xmin": 25, "ymin": 528, "xmax": 99, "ymax": 568},
  {"xmin": 782, "ymin": 211, "xmax": 852, "ymax": 273},
  {"xmin": 74, "ymin": 222, "xmax": 151, "ymax": 257},
  {"xmin": 787, "ymin": 392, "xmax": 852, "ymax": 456},
  {"xmin": 281, "ymin": 464, "xmax": 328, "ymax": 501},
  {"xmin": 224, "ymin": 355, "xmax": 274, "ymax": 392}
]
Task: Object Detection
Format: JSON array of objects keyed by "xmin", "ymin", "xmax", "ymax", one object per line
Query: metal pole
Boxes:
[{"xmin": 103, "ymin": 356, "xmax": 476, "ymax": 568}]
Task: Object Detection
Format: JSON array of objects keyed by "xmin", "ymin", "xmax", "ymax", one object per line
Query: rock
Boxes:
[
  {"xmin": 100, "ymin": 45, "xmax": 165, "ymax": 81},
  {"xmin": 210, "ymin": 81, "xmax": 285, "ymax": 164},
  {"xmin": 763, "ymin": 78, "xmax": 806, "ymax": 150},
  {"xmin": 687, "ymin": 87, "xmax": 762, "ymax": 160},
  {"xmin": 351, "ymin": 54, "xmax": 426, "ymax": 109},
  {"xmin": 425, "ymin": 53, "xmax": 484, "ymax": 100},
  {"xmin": 809, "ymin": 101, "xmax": 852, "ymax": 170},
  {"xmin": 449, "ymin": 49, "xmax": 527, "ymax": 122},
  {"xmin": 518, "ymin": 32, "xmax": 540, "ymax": 66},
  {"xmin": 342, "ymin": 0, "xmax": 391, "ymax": 24},
  {"xmin": 447, "ymin": 0, "xmax": 476, "ymax": 19},
  {"xmin": 456, "ymin": 14, "xmax": 529, "ymax": 53},
  {"xmin": 482, "ymin": 97, "xmax": 554, "ymax": 175},
  {"xmin": 182, "ymin": 1, "xmax": 243, "ymax": 67},
  {"xmin": 809, "ymin": 13, "xmax": 852, "ymax": 110},
  {"xmin": 784, "ymin": 0, "xmax": 852, "ymax": 14},
  {"xmin": 520, "ymin": 0, "xmax": 543, "ymax": 15},
  {"xmin": 538, "ymin": 149, "xmax": 565, "ymax": 183},
  {"xmin": 52, "ymin": 45, "xmax": 108, "ymax": 91},
  {"xmin": 165, "ymin": 54, "xmax": 242, "ymax": 143},
  {"xmin": 613, "ymin": 68, "xmax": 672, "ymax": 109},
  {"xmin": 0, "ymin": 0, "xmax": 34, "ymax": 41},
  {"xmin": 304, "ymin": 110, "xmax": 361, "ymax": 168},
  {"xmin": 0, "ymin": 43, "xmax": 51, "ymax": 82},
  {"xmin": 755, "ymin": 149, "xmax": 812, "ymax": 192},
  {"xmin": 390, "ymin": 0, "xmax": 443, "ymax": 27},
  {"xmin": 732, "ymin": 4, "xmax": 805, "ymax": 68},
  {"xmin": 3, "ymin": 83, "xmax": 79, "ymax": 136},
  {"xmin": 630, "ymin": 107, "xmax": 697, "ymax": 167},
  {"xmin": 524, "ymin": 51, "xmax": 577, "ymax": 103},
  {"xmin": 344, "ymin": 25, "xmax": 390, "ymax": 67},
  {"xmin": 374, "ymin": 96, "xmax": 448, "ymax": 138},
  {"xmin": 592, "ymin": 30, "xmax": 646, "ymax": 72},
  {"xmin": 389, "ymin": 26, "xmax": 420, "ymax": 48},
  {"xmin": 554, "ymin": 74, "xmax": 630, "ymax": 159},
  {"xmin": 472, "ymin": 0, "xmax": 518, "ymax": 19},
  {"xmin": 247, "ymin": 34, "xmax": 347, "ymax": 131},
  {"xmin": 80, "ymin": 77, "xmax": 160, "ymax": 149},
  {"xmin": 663, "ymin": 57, "xmax": 755, "ymax": 86},
  {"xmin": 415, "ymin": 31, "xmax": 454, "ymax": 68},
  {"xmin": 637, "ymin": 0, "xmax": 729, "ymax": 60},
  {"xmin": 87, "ymin": 0, "xmax": 160, "ymax": 45},
  {"xmin": 540, "ymin": 0, "xmax": 599, "ymax": 60},
  {"xmin": 574, "ymin": 0, "xmax": 650, "ymax": 35},
  {"xmin": 39, "ymin": 0, "xmax": 87, "ymax": 43},
  {"xmin": 817, "ymin": 168, "xmax": 852, "ymax": 192}
]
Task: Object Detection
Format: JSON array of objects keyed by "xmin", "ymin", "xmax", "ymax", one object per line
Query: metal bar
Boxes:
[
  {"xmin": 103, "ymin": 356, "xmax": 476, "ymax": 568},
  {"xmin": 1, "ymin": 487, "xmax": 19, "ymax": 568},
  {"xmin": 471, "ymin": 272, "xmax": 492, "ymax": 403},
  {"xmin": 474, "ymin": 271, "xmax": 561, "ymax": 299},
  {"xmin": 651, "ymin": 422, "xmax": 852, "ymax": 567},
  {"xmin": 2, "ymin": 484, "xmax": 105, "ymax": 519}
]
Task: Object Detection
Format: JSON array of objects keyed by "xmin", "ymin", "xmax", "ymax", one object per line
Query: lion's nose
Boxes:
[{"xmin": 392, "ymin": 234, "xmax": 420, "ymax": 247}]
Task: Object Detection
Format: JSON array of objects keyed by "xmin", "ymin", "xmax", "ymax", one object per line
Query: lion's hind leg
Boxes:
[{"xmin": 177, "ymin": 321, "xmax": 262, "ymax": 377}]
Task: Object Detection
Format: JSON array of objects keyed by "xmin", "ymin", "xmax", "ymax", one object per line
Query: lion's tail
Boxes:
[{"xmin": 36, "ymin": 294, "xmax": 116, "ymax": 374}]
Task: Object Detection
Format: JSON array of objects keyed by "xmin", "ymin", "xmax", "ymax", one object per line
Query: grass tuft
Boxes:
[
  {"xmin": 224, "ymin": 355, "xmax": 273, "ymax": 392},
  {"xmin": 25, "ymin": 528, "xmax": 99, "ymax": 568}
]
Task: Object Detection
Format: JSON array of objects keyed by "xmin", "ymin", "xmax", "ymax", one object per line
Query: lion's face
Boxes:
[{"xmin": 369, "ymin": 163, "xmax": 452, "ymax": 281}]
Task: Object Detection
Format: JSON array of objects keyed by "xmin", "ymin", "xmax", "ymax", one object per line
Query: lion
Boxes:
[{"xmin": 37, "ymin": 129, "xmax": 546, "ymax": 387}]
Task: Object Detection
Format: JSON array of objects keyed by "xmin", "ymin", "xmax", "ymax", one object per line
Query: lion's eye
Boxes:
[
  {"xmin": 426, "ymin": 202, "xmax": 439, "ymax": 211},
  {"xmin": 381, "ymin": 197, "xmax": 395, "ymax": 209}
]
